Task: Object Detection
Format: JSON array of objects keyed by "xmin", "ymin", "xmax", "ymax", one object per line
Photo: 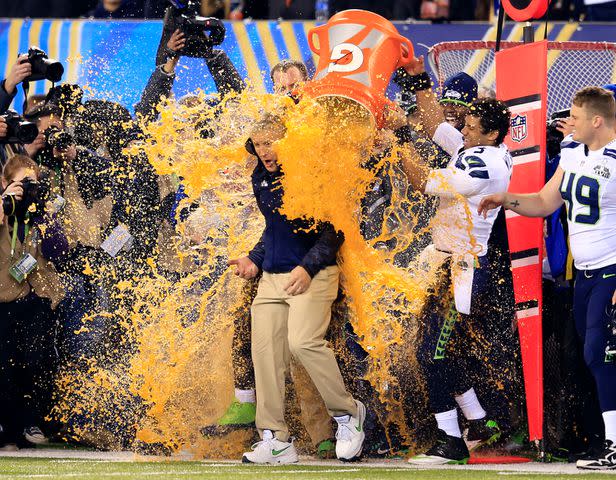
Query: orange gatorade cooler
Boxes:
[{"xmin": 304, "ymin": 9, "xmax": 414, "ymax": 128}]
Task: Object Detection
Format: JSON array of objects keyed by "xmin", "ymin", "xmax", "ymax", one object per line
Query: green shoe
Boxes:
[
  {"xmin": 465, "ymin": 418, "xmax": 501, "ymax": 451},
  {"xmin": 317, "ymin": 438, "xmax": 336, "ymax": 459},
  {"xmin": 218, "ymin": 400, "xmax": 256, "ymax": 426}
]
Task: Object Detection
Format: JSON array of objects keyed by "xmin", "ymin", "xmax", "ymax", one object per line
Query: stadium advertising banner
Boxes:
[{"xmin": 0, "ymin": 19, "xmax": 614, "ymax": 114}]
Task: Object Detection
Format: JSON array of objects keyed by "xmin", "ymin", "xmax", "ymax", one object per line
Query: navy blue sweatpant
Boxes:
[{"xmin": 573, "ymin": 263, "xmax": 616, "ymax": 413}]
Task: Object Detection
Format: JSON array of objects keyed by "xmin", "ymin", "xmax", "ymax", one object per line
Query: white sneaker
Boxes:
[
  {"xmin": 24, "ymin": 426, "xmax": 48, "ymax": 445},
  {"xmin": 242, "ymin": 430, "xmax": 298, "ymax": 464},
  {"xmin": 334, "ymin": 399, "xmax": 366, "ymax": 461}
]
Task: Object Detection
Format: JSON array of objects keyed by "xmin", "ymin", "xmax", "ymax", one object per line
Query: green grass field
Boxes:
[{"xmin": 0, "ymin": 458, "xmax": 615, "ymax": 480}]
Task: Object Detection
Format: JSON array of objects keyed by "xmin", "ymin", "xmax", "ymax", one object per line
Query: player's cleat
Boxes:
[
  {"xmin": 576, "ymin": 440, "xmax": 616, "ymax": 470},
  {"xmin": 408, "ymin": 429, "xmax": 470, "ymax": 465},
  {"xmin": 218, "ymin": 400, "xmax": 256, "ymax": 426},
  {"xmin": 317, "ymin": 438, "xmax": 336, "ymax": 459},
  {"xmin": 23, "ymin": 426, "xmax": 48, "ymax": 445},
  {"xmin": 465, "ymin": 418, "xmax": 501, "ymax": 450},
  {"xmin": 241, "ymin": 429, "xmax": 298, "ymax": 464},
  {"xmin": 334, "ymin": 399, "xmax": 366, "ymax": 461}
]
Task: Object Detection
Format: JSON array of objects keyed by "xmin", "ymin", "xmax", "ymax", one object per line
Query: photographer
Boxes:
[
  {"xmin": 0, "ymin": 56, "xmax": 39, "ymax": 167},
  {"xmin": 0, "ymin": 154, "xmax": 66, "ymax": 449},
  {"xmin": 23, "ymin": 104, "xmax": 118, "ymax": 363},
  {"xmin": 1, "ymin": 111, "xmax": 39, "ymax": 167},
  {"xmin": 0, "ymin": 55, "xmax": 32, "ymax": 114},
  {"xmin": 1, "ymin": 48, "xmax": 63, "ymax": 116},
  {"xmin": 1, "ymin": 48, "xmax": 64, "ymax": 167},
  {"xmin": 136, "ymin": 26, "xmax": 244, "ymax": 124}
]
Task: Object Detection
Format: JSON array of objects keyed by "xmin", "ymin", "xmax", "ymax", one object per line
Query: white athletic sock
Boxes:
[
  {"xmin": 603, "ymin": 410, "xmax": 616, "ymax": 443},
  {"xmin": 455, "ymin": 387, "xmax": 487, "ymax": 421},
  {"xmin": 235, "ymin": 388, "xmax": 256, "ymax": 404},
  {"xmin": 435, "ymin": 409, "xmax": 462, "ymax": 438}
]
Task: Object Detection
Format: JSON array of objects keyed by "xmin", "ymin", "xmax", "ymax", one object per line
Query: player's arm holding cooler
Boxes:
[
  {"xmin": 477, "ymin": 166, "xmax": 565, "ymax": 218},
  {"xmin": 402, "ymin": 55, "xmax": 445, "ymax": 139}
]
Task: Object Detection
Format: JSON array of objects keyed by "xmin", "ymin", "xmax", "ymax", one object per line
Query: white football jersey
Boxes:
[
  {"xmin": 427, "ymin": 122, "xmax": 512, "ymax": 256},
  {"xmin": 558, "ymin": 135, "xmax": 616, "ymax": 270}
]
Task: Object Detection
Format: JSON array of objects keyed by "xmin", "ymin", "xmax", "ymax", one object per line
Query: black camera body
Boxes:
[
  {"xmin": 22, "ymin": 47, "xmax": 64, "ymax": 83},
  {"xmin": 156, "ymin": 0, "xmax": 226, "ymax": 65},
  {"xmin": 44, "ymin": 125, "xmax": 74, "ymax": 151},
  {"xmin": 0, "ymin": 110, "xmax": 39, "ymax": 145},
  {"xmin": 2, "ymin": 177, "xmax": 39, "ymax": 218}
]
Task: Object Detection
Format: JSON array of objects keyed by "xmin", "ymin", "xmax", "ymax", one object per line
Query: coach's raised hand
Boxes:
[{"xmin": 228, "ymin": 256, "xmax": 259, "ymax": 280}]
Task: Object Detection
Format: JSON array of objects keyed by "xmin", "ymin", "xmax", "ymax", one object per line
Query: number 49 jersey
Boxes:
[{"xmin": 559, "ymin": 135, "xmax": 616, "ymax": 270}]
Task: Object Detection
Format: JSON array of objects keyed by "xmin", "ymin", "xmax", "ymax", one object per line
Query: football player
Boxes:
[{"xmin": 479, "ymin": 86, "xmax": 616, "ymax": 470}]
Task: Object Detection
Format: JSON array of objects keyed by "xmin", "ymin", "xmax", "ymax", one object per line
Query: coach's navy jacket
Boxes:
[{"xmin": 247, "ymin": 162, "xmax": 343, "ymax": 277}]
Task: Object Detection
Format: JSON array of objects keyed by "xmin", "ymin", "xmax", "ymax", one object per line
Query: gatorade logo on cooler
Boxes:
[
  {"xmin": 328, "ymin": 43, "xmax": 364, "ymax": 73},
  {"xmin": 314, "ymin": 23, "xmax": 386, "ymax": 86},
  {"xmin": 305, "ymin": 9, "xmax": 414, "ymax": 127}
]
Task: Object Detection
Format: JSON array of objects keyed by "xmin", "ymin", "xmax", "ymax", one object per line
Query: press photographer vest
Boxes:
[{"xmin": 0, "ymin": 220, "xmax": 64, "ymax": 308}]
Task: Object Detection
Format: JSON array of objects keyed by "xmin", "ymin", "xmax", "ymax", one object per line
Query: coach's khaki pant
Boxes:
[{"xmin": 251, "ymin": 265, "xmax": 358, "ymax": 442}]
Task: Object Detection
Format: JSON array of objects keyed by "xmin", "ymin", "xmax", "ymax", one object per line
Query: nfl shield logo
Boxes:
[{"xmin": 510, "ymin": 114, "xmax": 528, "ymax": 143}]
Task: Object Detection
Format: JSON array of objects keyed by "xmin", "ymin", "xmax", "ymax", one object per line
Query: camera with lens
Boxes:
[
  {"xmin": 156, "ymin": 0, "xmax": 226, "ymax": 65},
  {"xmin": 22, "ymin": 46, "xmax": 64, "ymax": 83},
  {"xmin": 2, "ymin": 177, "xmax": 40, "ymax": 219},
  {"xmin": 0, "ymin": 110, "xmax": 39, "ymax": 145},
  {"xmin": 546, "ymin": 109, "xmax": 570, "ymax": 160},
  {"xmin": 44, "ymin": 125, "xmax": 74, "ymax": 151}
]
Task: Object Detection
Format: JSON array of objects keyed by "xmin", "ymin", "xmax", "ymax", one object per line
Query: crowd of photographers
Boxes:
[{"xmin": 0, "ymin": 12, "xmax": 613, "ymax": 464}]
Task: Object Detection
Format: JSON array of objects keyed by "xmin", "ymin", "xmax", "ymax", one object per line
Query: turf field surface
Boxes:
[{"xmin": 1, "ymin": 450, "xmax": 616, "ymax": 479}]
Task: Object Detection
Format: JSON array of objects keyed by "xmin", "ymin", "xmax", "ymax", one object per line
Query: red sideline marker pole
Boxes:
[{"xmin": 495, "ymin": 39, "xmax": 548, "ymax": 444}]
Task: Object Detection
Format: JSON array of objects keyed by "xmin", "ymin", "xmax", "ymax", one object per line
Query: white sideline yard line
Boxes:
[{"xmin": 1, "ymin": 450, "xmax": 615, "ymax": 475}]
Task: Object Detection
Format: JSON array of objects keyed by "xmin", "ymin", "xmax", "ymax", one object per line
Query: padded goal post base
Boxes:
[{"xmin": 469, "ymin": 455, "xmax": 532, "ymax": 464}]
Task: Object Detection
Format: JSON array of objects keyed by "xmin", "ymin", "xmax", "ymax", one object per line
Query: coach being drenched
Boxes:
[{"xmin": 228, "ymin": 114, "xmax": 366, "ymax": 464}]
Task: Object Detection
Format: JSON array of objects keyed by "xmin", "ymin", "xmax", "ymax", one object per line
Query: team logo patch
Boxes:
[{"xmin": 510, "ymin": 114, "xmax": 528, "ymax": 143}]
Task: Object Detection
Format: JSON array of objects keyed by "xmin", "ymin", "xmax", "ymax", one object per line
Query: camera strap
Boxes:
[
  {"xmin": 10, "ymin": 215, "xmax": 30, "ymax": 258},
  {"xmin": 21, "ymin": 81, "xmax": 30, "ymax": 114},
  {"xmin": 21, "ymin": 80, "xmax": 56, "ymax": 113}
]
